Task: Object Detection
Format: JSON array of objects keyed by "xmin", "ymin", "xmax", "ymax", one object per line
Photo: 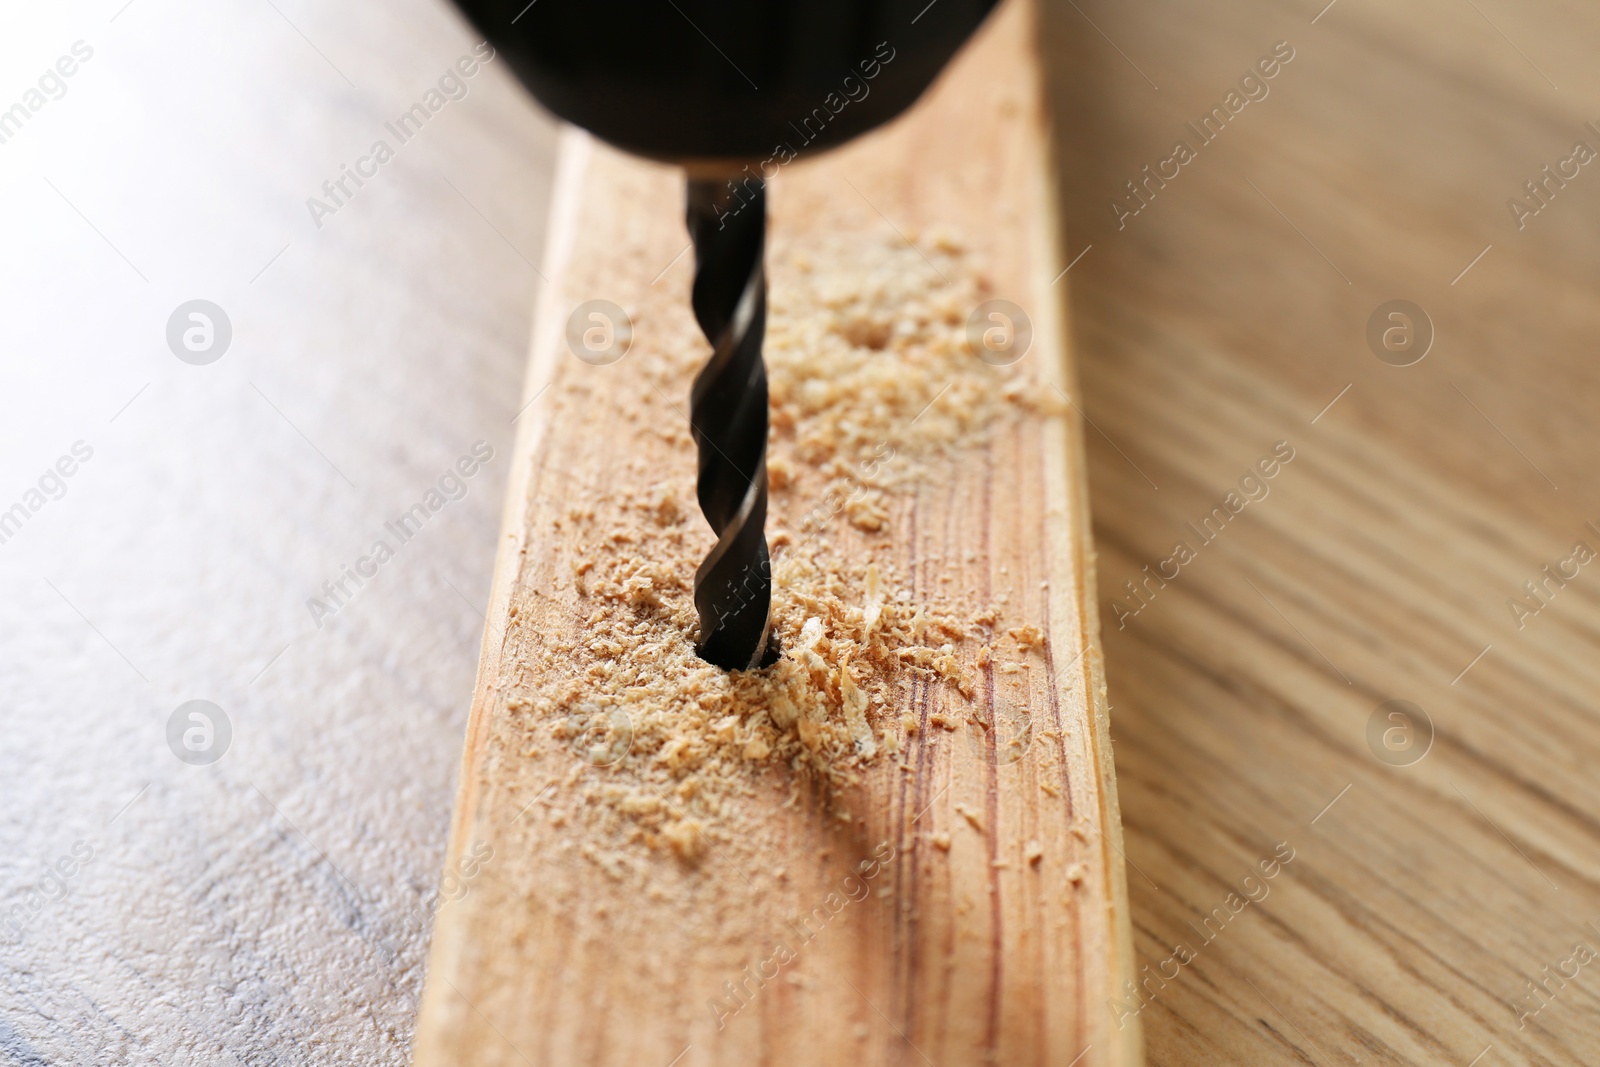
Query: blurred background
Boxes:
[
  {"xmin": 2, "ymin": 0, "xmax": 1597, "ymax": 1064},
  {"xmin": 0, "ymin": 1, "xmax": 553, "ymax": 1062}
]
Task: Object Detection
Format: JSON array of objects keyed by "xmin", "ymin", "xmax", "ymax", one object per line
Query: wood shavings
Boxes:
[
  {"xmin": 862, "ymin": 565, "xmax": 885, "ymax": 640},
  {"xmin": 838, "ymin": 655, "xmax": 876, "ymax": 759},
  {"xmin": 499, "ymin": 234, "xmax": 1038, "ymax": 868},
  {"xmin": 1008, "ymin": 624, "xmax": 1044, "ymax": 650},
  {"xmin": 663, "ymin": 819, "xmax": 707, "ymax": 862}
]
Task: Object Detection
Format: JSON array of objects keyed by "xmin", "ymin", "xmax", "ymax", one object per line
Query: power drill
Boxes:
[{"xmin": 446, "ymin": 0, "xmax": 999, "ymax": 669}]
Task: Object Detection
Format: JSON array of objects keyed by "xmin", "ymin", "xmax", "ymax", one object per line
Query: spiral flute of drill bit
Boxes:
[{"xmin": 685, "ymin": 177, "xmax": 777, "ymax": 671}]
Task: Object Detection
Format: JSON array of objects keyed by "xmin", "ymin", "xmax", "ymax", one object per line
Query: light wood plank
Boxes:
[{"xmin": 413, "ymin": 3, "xmax": 1138, "ymax": 1064}]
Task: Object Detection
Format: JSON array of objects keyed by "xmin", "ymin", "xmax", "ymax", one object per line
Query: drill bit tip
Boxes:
[{"xmin": 686, "ymin": 175, "xmax": 778, "ymax": 671}]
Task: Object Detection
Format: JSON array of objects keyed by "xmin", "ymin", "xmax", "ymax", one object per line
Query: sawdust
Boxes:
[{"xmin": 505, "ymin": 231, "xmax": 1054, "ymax": 869}]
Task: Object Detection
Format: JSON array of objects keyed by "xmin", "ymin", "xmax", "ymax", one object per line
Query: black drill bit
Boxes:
[
  {"xmin": 685, "ymin": 176, "xmax": 777, "ymax": 670},
  {"xmin": 447, "ymin": 0, "xmax": 998, "ymax": 671}
]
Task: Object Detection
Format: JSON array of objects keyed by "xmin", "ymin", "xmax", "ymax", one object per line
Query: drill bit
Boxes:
[{"xmin": 685, "ymin": 175, "xmax": 778, "ymax": 671}]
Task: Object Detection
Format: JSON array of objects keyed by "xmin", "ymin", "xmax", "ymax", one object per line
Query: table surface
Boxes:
[
  {"xmin": 4, "ymin": 0, "xmax": 1599, "ymax": 1064},
  {"xmin": 0, "ymin": 2, "xmax": 553, "ymax": 1064},
  {"xmin": 1043, "ymin": 0, "xmax": 1600, "ymax": 1064}
]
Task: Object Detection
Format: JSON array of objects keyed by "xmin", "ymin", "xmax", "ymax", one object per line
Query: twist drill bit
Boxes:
[
  {"xmin": 686, "ymin": 176, "xmax": 777, "ymax": 671},
  {"xmin": 447, "ymin": 0, "xmax": 998, "ymax": 671}
]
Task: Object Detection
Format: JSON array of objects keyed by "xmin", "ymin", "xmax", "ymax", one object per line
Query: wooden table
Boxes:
[
  {"xmin": 5, "ymin": 0, "xmax": 1599, "ymax": 1063},
  {"xmin": 1042, "ymin": 0, "xmax": 1600, "ymax": 1063},
  {"xmin": 0, "ymin": 2, "xmax": 554, "ymax": 1064}
]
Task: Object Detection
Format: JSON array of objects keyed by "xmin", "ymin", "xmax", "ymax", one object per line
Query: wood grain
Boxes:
[
  {"xmin": 412, "ymin": 2, "xmax": 1138, "ymax": 1064},
  {"xmin": 1038, "ymin": 0, "xmax": 1600, "ymax": 1063},
  {"xmin": 9, "ymin": 0, "xmax": 1594, "ymax": 1062},
  {"xmin": 0, "ymin": 2, "xmax": 556, "ymax": 1065}
]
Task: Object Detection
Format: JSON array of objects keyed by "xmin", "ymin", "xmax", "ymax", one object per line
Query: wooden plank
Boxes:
[
  {"xmin": 1038, "ymin": 0, "xmax": 1600, "ymax": 1063},
  {"xmin": 412, "ymin": 2, "xmax": 1138, "ymax": 1064}
]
